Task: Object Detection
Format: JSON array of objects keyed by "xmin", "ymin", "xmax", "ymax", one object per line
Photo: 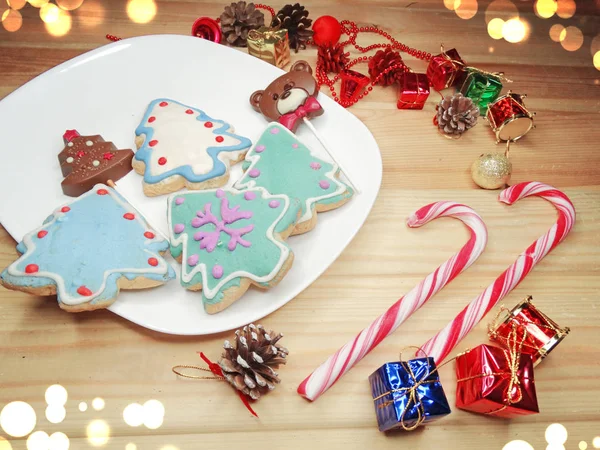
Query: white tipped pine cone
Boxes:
[{"xmin": 436, "ymin": 93, "xmax": 480, "ymax": 136}]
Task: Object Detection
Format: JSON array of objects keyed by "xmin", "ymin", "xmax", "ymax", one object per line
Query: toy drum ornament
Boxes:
[
  {"xmin": 489, "ymin": 295, "xmax": 570, "ymax": 367},
  {"xmin": 486, "ymin": 91, "xmax": 535, "ymax": 143}
]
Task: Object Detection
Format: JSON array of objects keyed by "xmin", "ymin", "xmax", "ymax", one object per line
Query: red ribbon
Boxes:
[
  {"xmin": 278, "ymin": 96, "xmax": 322, "ymax": 131},
  {"xmin": 198, "ymin": 352, "xmax": 258, "ymax": 417}
]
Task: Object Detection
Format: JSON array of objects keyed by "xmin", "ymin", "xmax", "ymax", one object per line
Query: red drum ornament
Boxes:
[
  {"xmin": 489, "ymin": 296, "xmax": 570, "ymax": 367},
  {"xmin": 486, "ymin": 91, "xmax": 535, "ymax": 143},
  {"xmin": 192, "ymin": 17, "xmax": 222, "ymax": 43},
  {"xmin": 397, "ymin": 72, "xmax": 430, "ymax": 110}
]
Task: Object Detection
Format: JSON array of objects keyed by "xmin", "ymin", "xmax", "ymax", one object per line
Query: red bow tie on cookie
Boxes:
[{"xmin": 278, "ymin": 97, "xmax": 322, "ymax": 131}]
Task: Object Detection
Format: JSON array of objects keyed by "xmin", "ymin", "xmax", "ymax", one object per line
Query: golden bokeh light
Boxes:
[
  {"xmin": 546, "ymin": 445, "xmax": 566, "ymax": 450},
  {"xmin": 45, "ymin": 385, "xmax": 68, "ymax": 406},
  {"xmin": 76, "ymin": 0, "xmax": 104, "ymax": 27},
  {"xmin": 7, "ymin": 0, "xmax": 27, "ymax": 9},
  {"xmin": 0, "ymin": 436, "xmax": 12, "ymax": 450},
  {"xmin": 489, "ymin": 46, "xmax": 495, "ymax": 52},
  {"xmin": 560, "ymin": 26, "xmax": 583, "ymax": 51},
  {"xmin": 444, "ymin": 0, "xmax": 456, "ymax": 10},
  {"xmin": 28, "ymin": 0, "xmax": 49, "ymax": 7},
  {"xmin": 556, "ymin": 0, "xmax": 575, "ymax": 18},
  {"xmin": 87, "ymin": 420, "xmax": 110, "ymax": 447},
  {"xmin": 0, "ymin": 401, "xmax": 36, "ymax": 437},
  {"xmin": 45, "ymin": 8, "xmax": 71, "ymax": 36},
  {"xmin": 580, "ymin": 442, "xmax": 589, "ymax": 450},
  {"xmin": 549, "ymin": 24, "xmax": 565, "ymax": 42},
  {"xmin": 485, "ymin": 0, "xmax": 519, "ymax": 23},
  {"xmin": 503, "ymin": 18, "xmax": 528, "ymax": 43},
  {"xmin": 56, "ymin": 0, "xmax": 83, "ymax": 10},
  {"xmin": 454, "ymin": 0, "xmax": 478, "ymax": 19},
  {"xmin": 45, "ymin": 404, "xmax": 66, "ymax": 424},
  {"xmin": 78, "ymin": 402, "xmax": 88, "ymax": 412},
  {"xmin": 27, "ymin": 431, "xmax": 49, "ymax": 450},
  {"xmin": 142, "ymin": 399, "xmax": 165, "ymax": 430},
  {"xmin": 593, "ymin": 51, "xmax": 600, "ymax": 71},
  {"xmin": 49, "ymin": 432, "xmax": 70, "ymax": 450},
  {"xmin": 2, "ymin": 8, "xmax": 23, "ymax": 32},
  {"xmin": 126, "ymin": 0, "xmax": 156, "ymax": 24},
  {"xmin": 92, "ymin": 398, "xmax": 105, "ymax": 411},
  {"xmin": 488, "ymin": 18, "xmax": 505, "ymax": 39},
  {"xmin": 590, "ymin": 35, "xmax": 600, "ymax": 57},
  {"xmin": 535, "ymin": 0, "xmax": 557, "ymax": 18},
  {"xmin": 545, "ymin": 423, "xmax": 568, "ymax": 445},
  {"xmin": 125, "ymin": 444, "xmax": 137, "ymax": 450},
  {"xmin": 123, "ymin": 403, "xmax": 144, "ymax": 427},
  {"xmin": 40, "ymin": 2, "xmax": 60, "ymax": 23},
  {"xmin": 502, "ymin": 440, "xmax": 534, "ymax": 450},
  {"xmin": 593, "ymin": 436, "xmax": 600, "ymax": 448}
]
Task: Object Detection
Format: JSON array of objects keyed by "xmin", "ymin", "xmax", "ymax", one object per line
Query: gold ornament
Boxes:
[{"xmin": 471, "ymin": 144, "xmax": 512, "ymax": 189}]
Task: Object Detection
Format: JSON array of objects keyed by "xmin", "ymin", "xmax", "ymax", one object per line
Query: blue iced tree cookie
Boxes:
[
  {"xmin": 0, "ymin": 185, "xmax": 175, "ymax": 312},
  {"xmin": 133, "ymin": 98, "xmax": 252, "ymax": 197},
  {"xmin": 234, "ymin": 122, "xmax": 353, "ymax": 235},
  {"xmin": 168, "ymin": 187, "xmax": 300, "ymax": 314}
]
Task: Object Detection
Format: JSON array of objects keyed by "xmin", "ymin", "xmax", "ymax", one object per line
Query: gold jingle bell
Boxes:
[{"xmin": 471, "ymin": 141, "xmax": 512, "ymax": 189}]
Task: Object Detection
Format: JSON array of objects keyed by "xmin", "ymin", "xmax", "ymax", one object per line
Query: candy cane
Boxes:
[
  {"xmin": 418, "ymin": 182, "xmax": 576, "ymax": 363},
  {"xmin": 297, "ymin": 202, "xmax": 488, "ymax": 401}
]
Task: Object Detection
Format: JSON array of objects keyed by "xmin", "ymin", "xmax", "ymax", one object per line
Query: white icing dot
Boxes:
[
  {"xmin": 67, "ymin": 142, "xmax": 73, "ymax": 147},
  {"xmin": 86, "ymin": 140, "xmax": 93, "ymax": 146},
  {"xmin": 92, "ymin": 160, "xmax": 100, "ymax": 167},
  {"xmin": 66, "ymin": 157, "xmax": 74, "ymax": 163}
]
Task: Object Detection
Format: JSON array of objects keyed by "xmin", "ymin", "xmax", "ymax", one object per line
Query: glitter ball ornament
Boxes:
[{"xmin": 471, "ymin": 152, "xmax": 512, "ymax": 189}]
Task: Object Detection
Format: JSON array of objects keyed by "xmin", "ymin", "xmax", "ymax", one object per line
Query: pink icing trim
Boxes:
[
  {"xmin": 244, "ymin": 191, "xmax": 256, "ymax": 200},
  {"xmin": 255, "ymin": 145, "xmax": 265, "ymax": 153},
  {"xmin": 310, "ymin": 162, "xmax": 321, "ymax": 170},
  {"xmin": 319, "ymin": 180, "xmax": 330, "ymax": 190},
  {"xmin": 216, "ymin": 188, "xmax": 225, "ymax": 198},
  {"xmin": 174, "ymin": 223, "xmax": 185, "ymax": 234},
  {"xmin": 191, "ymin": 217, "xmax": 203, "ymax": 228},
  {"xmin": 212, "ymin": 265, "xmax": 224, "ymax": 279},
  {"xmin": 187, "ymin": 254, "xmax": 199, "ymax": 266},
  {"xmin": 270, "ymin": 127, "xmax": 280, "ymax": 134},
  {"xmin": 248, "ymin": 168, "xmax": 260, "ymax": 178},
  {"xmin": 269, "ymin": 200, "xmax": 280, "ymax": 208},
  {"xmin": 292, "ymin": 143, "xmax": 299, "ymax": 148},
  {"xmin": 175, "ymin": 197, "xmax": 185, "ymax": 205}
]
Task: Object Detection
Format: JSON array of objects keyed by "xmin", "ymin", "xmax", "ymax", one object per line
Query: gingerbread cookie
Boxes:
[
  {"xmin": 133, "ymin": 99, "xmax": 252, "ymax": 196},
  {"xmin": 234, "ymin": 123, "xmax": 353, "ymax": 235},
  {"xmin": 0, "ymin": 185, "xmax": 175, "ymax": 312},
  {"xmin": 59, "ymin": 130, "xmax": 134, "ymax": 197},
  {"xmin": 168, "ymin": 187, "xmax": 300, "ymax": 314}
]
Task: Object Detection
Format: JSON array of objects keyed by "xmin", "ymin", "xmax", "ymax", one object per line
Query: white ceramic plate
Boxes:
[{"xmin": 0, "ymin": 35, "xmax": 381, "ymax": 335}]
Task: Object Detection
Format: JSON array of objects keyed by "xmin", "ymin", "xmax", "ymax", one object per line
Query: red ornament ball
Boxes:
[
  {"xmin": 313, "ymin": 16, "xmax": 342, "ymax": 46},
  {"xmin": 191, "ymin": 17, "xmax": 221, "ymax": 43}
]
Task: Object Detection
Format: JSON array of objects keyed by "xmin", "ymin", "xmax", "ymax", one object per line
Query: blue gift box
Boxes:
[{"xmin": 369, "ymin": 357, "xmax": 451, "ymax": 432}]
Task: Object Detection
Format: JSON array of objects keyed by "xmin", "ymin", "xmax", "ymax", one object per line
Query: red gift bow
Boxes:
[
  {"xmin": 198, "ymin": 352, "xmax": 258, "ymax": 417},
  {"xmin": 278, "ymin": 96, "xmax": 322, "ymax": 131}
]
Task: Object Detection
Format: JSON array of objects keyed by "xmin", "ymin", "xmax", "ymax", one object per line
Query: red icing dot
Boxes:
[
  {"xmin": 144, "ymin": 231, "xmax": 155, "ymax": 239},
  {"xmin": 185, "ymin": 109, "xmax": 194, "ymax": 114},
  {"xmin": 25, "ymin": 264, "xmax": 39, "ymax": 274},
  {"xmin": 77, "ymin": 286, "xmax": 93, "ymax": 296},
  {"xmin": 215, "ymin": 136, "xmax": 224, "ymax": 143},
  {"xmin": 149, "ymin": 140, "xmax": 158, "ymax": 147},
  {"xmin": 37, "ymin": 230, "xmax": 48, "ymax": 239},
  {"xmin": 158, "ymin": 157, "xmax": 167, "ymax": 165},
  {"xmin": 103, "ymin": 152, "xmax": 114, "ymax": 160},
  {"xmin": 148, "ymin": 257, "xmax": 159, "ymax": 266},
  {"xmin": 148, "ymin": 116, "xmax": 156, "ymax": 123},
  {"xmin": 123, "ymin": 213, "xmax": 135, "ymax": 220},
  {"xmin": 159, "ymin": 101, "xmax": 168, "ymax": 107},
  {"xmin": 76, "ymin": 151, "xmax": 85, "ymax": 158},
  {"xmin": 61, "ymin": 206, "xmax": 70, "ymax": 213},
  {"xmin": 97, "ymin": 188, "xmax": 108, "ymax": 195},
  {"xmin": 204, "ymin": 122, "xmax": 213, "ymax": 128}
]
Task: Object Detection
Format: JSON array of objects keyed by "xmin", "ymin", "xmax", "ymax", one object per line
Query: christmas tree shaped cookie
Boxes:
[
  {"xmin": 168, "ymin": 187, "xmax": 300, "ymax": 314},
  {"xmin": 59, "ymin": 130, "xmax": 134, "ymax": 197},
  {"xmin": 134, "ymin": 99, "xmax": 252, "ymax": 196},
  {"xmin": 234, "ymin": 123, "xmax": 354, "ymax": 235},
  {"xmin": 0, "ymin": 185, "xmax": 175, "ymax": 312}
]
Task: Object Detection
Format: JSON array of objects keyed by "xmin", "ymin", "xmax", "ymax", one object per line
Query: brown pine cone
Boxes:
[
  {"xmin": 368, "ymin": 48, "xmax": 405, "ymax": 86},
  {"xmin": 219, "ymin": 324, "xmax": 288, "ymax": 400},
  {"xmin": 436, "ymin": 93, "xmax": 480, "ymax": 136},
  {"xmin": 271, "ymin": 3, "xmax": 314, "ymax": 52},
  {"xmin": 220, "ymin": 1, "xmax": 265, "ymax": 47},
  {"xmin": 317, "ymin": 44, "xmax": 349, "ymax": 74}
]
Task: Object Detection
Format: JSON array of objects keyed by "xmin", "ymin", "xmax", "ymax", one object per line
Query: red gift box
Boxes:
[
  {"xmin": 426, "ymin": 47, "xmax": 465, "ymax": 91},
  {"xmin": 455, "ymin": 343, "xmax": 539, "ymax": 418},
  {"xmin": 397, "ymin": 72, "xmax": 430, "ymax": 110}
]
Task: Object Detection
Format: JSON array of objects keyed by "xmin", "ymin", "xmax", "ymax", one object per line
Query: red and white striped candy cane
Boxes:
[
  {"xmin": 297, "ymin": 202, "xmax": 488, "ymax": 401},
  {"xmin": 418, "ymin": 182, "xmax": 576, "ymax": 363}
]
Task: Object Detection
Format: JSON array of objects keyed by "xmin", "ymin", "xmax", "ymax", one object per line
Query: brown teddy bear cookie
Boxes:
[{"xmin": 250, "ymin": 61, "xmax": 323, "ymax": 132}]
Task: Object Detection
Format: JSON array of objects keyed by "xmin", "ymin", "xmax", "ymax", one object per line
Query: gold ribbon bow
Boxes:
[{"xmin": 248, "ymin": 27, "xmax": 286, "ymax": 47}]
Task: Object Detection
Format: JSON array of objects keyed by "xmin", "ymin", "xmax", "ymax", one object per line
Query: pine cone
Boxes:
[
  {"xmin": 436, "ymin": 93, "xmax": 480, "ymax": 135},
  {"xmin": 368, "ymin": 48, "xmax": 405, "ymax": 86},
  {"xmin": 271, "ymin": 3, "xmax": 314, "ymax": 52},
  {"xmin": 317, "ymin": 44, "xmax": 349, "ymax": 74},
  {"xmin": 220, "ymin": 1, "xmax": 265, "ymax": 47},
  {"xmin": 219, "ymin": 324, "xmax": 288, "ymax": 400}
]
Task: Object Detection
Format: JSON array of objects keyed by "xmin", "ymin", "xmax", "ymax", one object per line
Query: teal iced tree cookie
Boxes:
[
  {"xmin": 0, "ymin": 185, "xmax": 175, "ymax": 312},
  {"xmin": 234, "ymin": 122, "xmax": 354, "ymax": 235},
  {"xmin": 168, "ymin": 187, "xmax": 300, "ymax": 314}
]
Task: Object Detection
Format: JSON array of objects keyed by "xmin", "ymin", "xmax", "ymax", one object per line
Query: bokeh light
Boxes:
[
  {"xmin": 488, "ymin": 18, "xmax": 505, "ymax": 39},
  {"xmin": 76, "ymin": 0, "xmax": 104, "ymax": 27},
  {"xmin": 503, "ymin": 18, "xmax": 528, "ymax": 43},
  {"xmin": 142, "ymin": 399, "xmax": 165, "ymax": 430},
  {"xmin": 92, "ymin": 398, "xmax": 105, "ymax": 411},
  {"xmin": 27, "ymin": 431, "xmax": 49, "ymax": 450},
  {"xmin": 503, "ymin": 440, "xmax": 535, "ymax": 450},
  {"xmin": 126, "ymin": 0, "xmax": 156, "ymax": 24},
  {"xmin": 28, "ymin": 0, "xmax": 49, "ymax": 7},
  {"xmin": 580, "ymin": 442, "xmax": 589, "ymax": 450},
  {"xmin": 87, "ymin": 420, "xmax": 110, "ymax": 447},
  {"xmin": 0, "ymin": 436, "xmax": 12, "ymax": 450},
  {"xmin": 593, "ymin": 436, "xmax": 600, "ymax": 448},
  {"xmin": 45, "ymin": 385, "xmax": 68, "ymax": 406},
  {"xmin": 40, "ymin": 2, "xmax": 60, "ymax": 23},
  {"xmin": 2, "ymin": 8, "xmax": 23, "ymax": 32},
  {"xmin": 560, "ymin": 26, "xmax": 583, "ymax": 51},
  {"xmin": 7, "ymin": 0, "xmax": 27, "ymax": 9},
  {"xmin": 160, "ymin": 446, "xmax": 179, "ymax": 450},
  {"xmin": 49, "ymin": 432, "xmax": 70, "ymax": 450},
  {"xmin": 455, "ymin": 0, "xmax": 478, "ymax": 19},
  {"xmin": 546, "ymin": 445, "xmax": 566, "ymax": 450},
  {"xmin": 45, "ymin": 8, "xmax": 71, "ymax": 36},
  {"xmin": 593, "ymin": 51, "xmax": 600, "ymax": 71},
  {"xmin": 489, "ymin": 46, "xmax": 495, "ymax": 52},
  {"xmin": 549, "ymin": 24, "xmax": 565, "ymax": 42},
  {"xmin": 123, "ymin": 403, "xmax": 144, "ymax": 427},
  {"xmin": 485, "ymin": 0, "xmax": 519, "ymax": 23},
  {"xmin": 535, "ymin": 0, "xmax": 557, "ymax": 18},
  {"xmin": 444, "ymin": 0, "xmax": 456, "ymax": 9},
  {"xmin": 79, "ymin": 402, "xmax": 88, "ymax": 412},
  {"xmin": 45, "ymin": 404, "xmax": 66, "ymax": 424},
  {"xmin": 545, "ymin": 423, "xmax": 568, "ymax": 445},
  {"xmin": 556, "ymin": 0, "xmax": 576, "ymax": 18},
  {"xmin": 0, "ymin": 401, "xmax": 36, "ymax": 437},
  {"xmin": 125, "ymin": 444, "xmax": 137, "ymax": 450},
  {"xmin": 56, "ymin": 0, "xmax": 84, "ymax": 10}
]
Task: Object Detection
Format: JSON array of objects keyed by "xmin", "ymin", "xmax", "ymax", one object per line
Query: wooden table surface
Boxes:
[{"xmin": 1, "ymin": 1, "xmax": 599, "ymax": 449}]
